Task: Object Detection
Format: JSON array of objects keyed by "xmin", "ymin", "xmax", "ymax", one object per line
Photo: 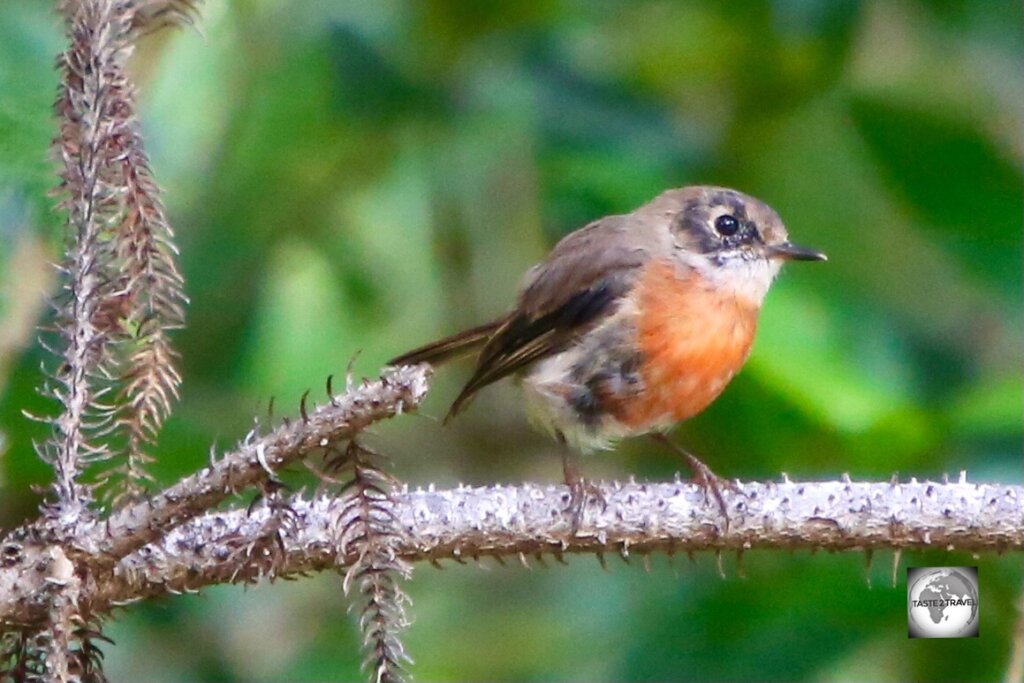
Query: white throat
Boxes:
[{"xmin": 684, "ymin": 252, "xmax": 782, "ymax": 307}]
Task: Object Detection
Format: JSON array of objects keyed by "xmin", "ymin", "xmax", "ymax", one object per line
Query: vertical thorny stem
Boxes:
[
  {"xmin": 339, "ymin": 441, "xmax": 413, "ymax": 683},
  {"xmin": 111, "ymin": 38, "xmax": 187, "ymax": 501},
  {"xmin": 49, "ymin": 0, "xmax": 188, "ymax": 515},
  {"xmin": 50, "ymin": 0, "xmax": 136, "ymax": 518},
  {"xmin": 30, "ymin": 1, "xmax": 190, "ymax": 678}
]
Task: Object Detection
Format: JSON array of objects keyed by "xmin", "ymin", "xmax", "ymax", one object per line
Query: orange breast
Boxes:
[{"xmin": 619, "ymin": 261, "xmax": 758, "ymax": 429}]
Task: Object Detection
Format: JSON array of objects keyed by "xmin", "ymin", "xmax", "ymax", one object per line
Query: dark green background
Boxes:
[{"xmin": 0, "ymin": 1, "xmax": 1021, "ymax": 680}]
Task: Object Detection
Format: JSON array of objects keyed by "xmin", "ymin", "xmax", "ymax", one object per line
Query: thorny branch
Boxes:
[
  {"xmin": 104, "ymin": 476, "xmax": 1022, "ymax": 601},
  {"xmin": 1, "ymin": 475, "xmax": 1019, "ymax": 625},
  {"xmin": 338, "ymin": 442, "xmax": 413, "ymax": 683},
  {"xmin": 49, "ymin": 0, "xmax": 136, "ymax": 522},
  {"xmin": 47, "ymin": 0, "xmax": 191, "ymax": 521},
  {"xmin": 91, "ymin": 365, "xmax": 430, "ymax": 566},
  {"xmin": 32, "ymin": 0, "xmax": 177, "ymax": 677}
]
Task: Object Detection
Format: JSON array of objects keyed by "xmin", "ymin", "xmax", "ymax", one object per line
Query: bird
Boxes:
[{"xmin": 389, "ymin": 185, "xmax": 826, "ymax": 526}]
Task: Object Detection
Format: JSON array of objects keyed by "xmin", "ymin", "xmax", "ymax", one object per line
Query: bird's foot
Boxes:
[
  {"xmin": 561, "ymin": 450, "xmax": 606, "ymax": 535},
  {"xmin": 651, "ymin": 434, "xmax": 737, "ymax": 532},
  {"xmin": 565, "ymin": 476, "xmax": 606, "ymax": 534},
  {"xmin": 681, "ymin": 451, "xmax": 737, "ymax": 528}
]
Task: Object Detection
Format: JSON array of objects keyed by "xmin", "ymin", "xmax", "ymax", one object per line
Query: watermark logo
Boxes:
[{"xmin": 907, "ymin": 567, "xmax": 979, "ymax": 638}]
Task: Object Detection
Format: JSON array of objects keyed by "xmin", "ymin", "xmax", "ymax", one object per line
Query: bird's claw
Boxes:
[
  {"xmin": 566, "ymin": 477, "xmax": 606, "ymax": 534},
  {"xmin": 684, "ymin": 453, "xmax": 737, "ymax": 532}
]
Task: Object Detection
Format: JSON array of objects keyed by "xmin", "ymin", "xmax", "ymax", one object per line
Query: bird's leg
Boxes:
[
  {"xmin": 556, "ymin": 432, "xmax": 605, "ymax": 534},
  {"xmin": 650, "ymin": 433, "xmax": 736, "ymax": 528}
]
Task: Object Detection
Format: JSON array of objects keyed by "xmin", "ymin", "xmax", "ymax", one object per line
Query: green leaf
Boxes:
[{"xmin": 849, "ymin": 96, "xmax": 1023, "ymax": 292}]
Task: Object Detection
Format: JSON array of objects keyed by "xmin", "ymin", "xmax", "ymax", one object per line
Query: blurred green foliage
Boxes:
[{"xmin": 0, "ymin": 0, "xmax": 1021, "ymax": 681}]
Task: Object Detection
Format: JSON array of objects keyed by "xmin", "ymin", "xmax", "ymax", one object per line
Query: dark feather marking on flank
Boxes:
[{"xmin": 445, "ymin": 279, "xmax": 627, "ymax": 421}]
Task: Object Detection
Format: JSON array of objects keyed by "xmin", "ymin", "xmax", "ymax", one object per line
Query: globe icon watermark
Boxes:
[{"xmin": 907, "ymin": 567, "xmax": 979, "ymax": 638}]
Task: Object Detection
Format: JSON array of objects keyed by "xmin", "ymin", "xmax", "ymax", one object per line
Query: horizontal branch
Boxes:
[{"xmin": 95, "ymin": 476, "xmax": 1023, "ymax": 610}]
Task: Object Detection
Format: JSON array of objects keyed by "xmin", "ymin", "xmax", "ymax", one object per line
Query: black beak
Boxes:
[{"xmin": 768, "ymin": 241, "xmax": 828, "ymax": 262}]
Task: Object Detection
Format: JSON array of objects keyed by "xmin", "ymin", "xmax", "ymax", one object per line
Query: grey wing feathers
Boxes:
[{"xmin": 444, "ymin": 215, "xmax": 649, "ymax": 419}]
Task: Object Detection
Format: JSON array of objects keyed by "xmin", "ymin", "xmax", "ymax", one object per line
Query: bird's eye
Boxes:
[{"xmin": 714, "ymin": 214, "xmax": 740, "ymax": 236}]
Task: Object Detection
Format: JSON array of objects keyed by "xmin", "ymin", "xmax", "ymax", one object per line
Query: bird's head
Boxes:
[{"xmin": 657, "ymin": 185, "xmax": 827, "ymax": 305}]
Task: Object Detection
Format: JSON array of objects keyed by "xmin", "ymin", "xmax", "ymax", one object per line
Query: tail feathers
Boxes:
[
  {"xmin": 443, "ymin": 381, "xmax": 481, "ymax": 424},
  {"xmin": 387, "ymin": 320, "xmax": 503, "ymax": 368}
]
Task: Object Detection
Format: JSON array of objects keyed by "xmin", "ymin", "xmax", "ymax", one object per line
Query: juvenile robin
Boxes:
[{"xmin": 389, "ymin": 185, "xmax": 826, "ymax": 523}]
